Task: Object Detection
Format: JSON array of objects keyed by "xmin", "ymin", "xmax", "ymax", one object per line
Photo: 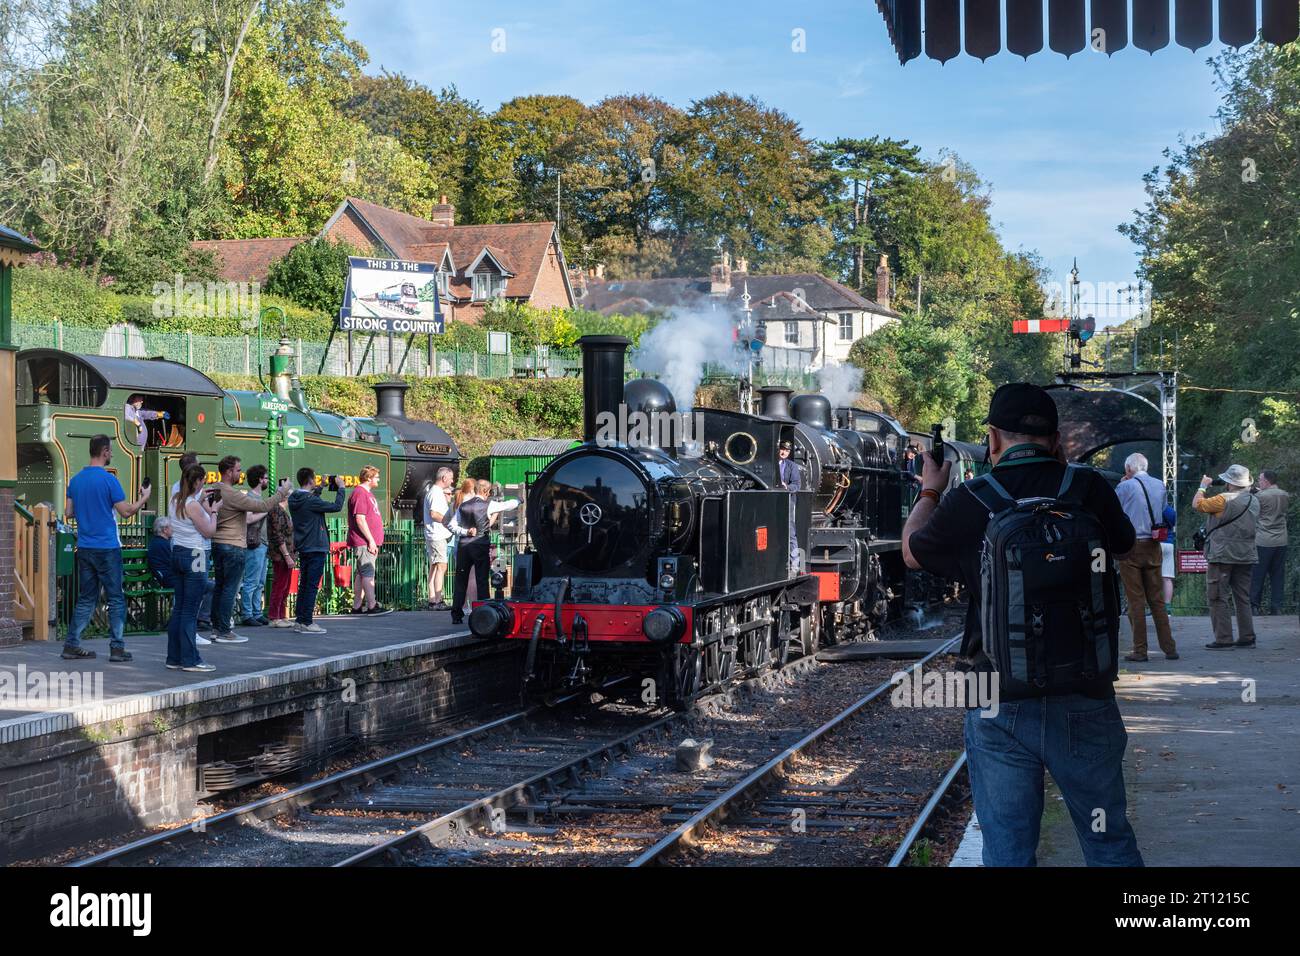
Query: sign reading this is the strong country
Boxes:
[{"xmin": 339, "ymin": 258, "xmax": 444, "ymax": 334}]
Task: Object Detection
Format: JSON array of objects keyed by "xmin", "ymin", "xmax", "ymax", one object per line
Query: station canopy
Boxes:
[
  {"xmin": 1046, "ymin": 383, "xmax": 1161, "ymax": 466},
  {"xmin": 875, "ymin": 0, "xmax": 1300, "ymax": 63}
]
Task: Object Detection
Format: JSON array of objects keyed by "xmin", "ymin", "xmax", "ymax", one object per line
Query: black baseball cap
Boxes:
[{"xmin": 983, "ymin": 383, "xmax": 1059, "ymax": 436}]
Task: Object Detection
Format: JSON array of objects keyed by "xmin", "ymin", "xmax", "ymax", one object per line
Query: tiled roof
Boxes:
[
  {"xmin": 577, "ymin": 271, "xmax": 898, "ymax": 318},
  {"xmin": 334, "ymin": 198, "xmax": 557, "ymax": 300},
  {"xmin": 191, "ymin": 237, "xmax": 308, "ymax": 283}
]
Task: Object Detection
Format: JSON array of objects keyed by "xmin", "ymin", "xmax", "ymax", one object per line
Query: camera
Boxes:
[
  {"xmin": 141, "ymin": 477, "xmax": 151, "ymax": 490},
  {"xmin": 326, "ymin": 474, "xmax": 340, "ymax": 491}
]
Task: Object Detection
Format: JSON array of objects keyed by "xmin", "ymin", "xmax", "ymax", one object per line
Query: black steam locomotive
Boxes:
[{"xmin": 468, "ymin": 335, "xmax": 978, "ymax": 705}]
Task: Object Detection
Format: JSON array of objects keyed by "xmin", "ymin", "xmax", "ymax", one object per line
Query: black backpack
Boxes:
[{"xmin": 966, "ymin": 464, "xmax": 1121, "ymax": 696}]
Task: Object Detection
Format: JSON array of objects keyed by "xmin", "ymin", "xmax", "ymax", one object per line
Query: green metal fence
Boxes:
[{"xmin": 13, "ymin": 319, "xmax": 818, "ymax": 387}]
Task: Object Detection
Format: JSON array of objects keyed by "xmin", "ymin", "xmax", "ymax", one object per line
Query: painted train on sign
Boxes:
[
  {"xmin": 14, "ymin": 342, "xmax": 460, "ymax": 522},
  {"xmin": 468, "ymin": 335, "xmax": 984, "ymax": 705}
]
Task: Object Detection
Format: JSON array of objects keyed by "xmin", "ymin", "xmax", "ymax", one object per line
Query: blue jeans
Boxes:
[
  {"xmin": 199, "ymin": 545, "xmax": 213, "ymax": 624},
  {"xmin": 240, "ymin": 542, "xmax": 268, "ymax": 620},
  {"xmin": 166, "ymin": 546, "xmax": 208, "ymax": 668},
  {"xmin": 211, "ymin": 543, "xmax": 248, "ymax": 636},
  {"xmin": 964, "ymin": 694, "xmax": 1143, "ymax": 867},
  {"xmin": 295, "ymin": 551, "xmax": 328, "ymax": 625},
  {"xmin": 65, "ymin": 547, "xmax": 126, "ymax": 651}
]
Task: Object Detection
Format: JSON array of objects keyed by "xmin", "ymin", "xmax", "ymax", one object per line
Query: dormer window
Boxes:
[{"xmin": 472, "ymin": 273, "xmax": 508, "ymax": 300}]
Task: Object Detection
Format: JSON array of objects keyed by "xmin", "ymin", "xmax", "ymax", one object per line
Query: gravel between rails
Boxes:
[{"xmin": 398, "ymin": 654, "xmax": 957, "ymax": 867}]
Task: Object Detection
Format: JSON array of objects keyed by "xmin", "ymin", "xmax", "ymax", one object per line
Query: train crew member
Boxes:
[
  {"xmin": 266, "ymin": 478, "xmax": 298, "ymax": 627},
  {"xmin": 124, "ymin": 393, "xmax": 168, "ymax": 450},
  {"xmin": 902, "ymin": 383, "xmax": 1143, "ymax": 867},
  {"xmin": 239, "ymin": 465, "xmax": 272, "ymax": 628},
  {"xmin": 346, "ymin": 465, "xmax": 390, "ymax": 616},
  {"xmin": 448, "ymin": 479, "xmax": 519, "ymax": 625},
  {"xmin": 171, "ymin": 451, "xmax": 212, "ymax": 637},
  {"xmin": 778, "ymin": 440, "xmax": 801, "ymax": 570},
  {"xmin": 1251, "ymin": 470, "xmax": 1289, "ymax": 615},
  {"xmin": 147, "ymin": 517, "xmax": 174, "ymax": 589},
  {"xmin": 424, "ymin": 468, "xmax": 455, "ymax": 610},
  {"xmin": 289, "ymin": 468, "xmax": 346, "ymax": 634},
  {"xmin": 210, "ymin": 456, "xmax": 289, "ymax": 644},
  {"xmin": 1115, "ymin": 453, "xmax": 1178, "ymax": 663},
  {"xmin": 166, "ymin": 464, "xmax": 220, "ymax": 672},
  {"xmin": 62, "ymin": 435, "xmax": 152, "ymax": 662},
  {"xmin": 1195, "ymin": 465, "xmax": 1259, "ymax": 649}
]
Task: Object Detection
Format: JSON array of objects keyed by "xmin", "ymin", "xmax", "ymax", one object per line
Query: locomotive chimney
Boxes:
[
  {"xmin": 373, "ymin": 381, "xmax": 409, "ymax": 419},
  {"xmin": 579, "ymin": 335, "xmax": 630, "ymax": 442},
  {"xmin": 758, "ymin": 385, "xmax": 794, "ymax": 420}
]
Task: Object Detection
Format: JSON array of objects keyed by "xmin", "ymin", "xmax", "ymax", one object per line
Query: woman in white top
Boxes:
[{"xmin": 166, "ymin": 465, "xmax": 220, "ymax": 672}]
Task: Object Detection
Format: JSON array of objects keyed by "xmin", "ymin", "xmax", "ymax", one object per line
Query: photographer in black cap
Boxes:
[{"xmin": 903, "ymin": 382, "xmax": 1143, "ymax": 866}]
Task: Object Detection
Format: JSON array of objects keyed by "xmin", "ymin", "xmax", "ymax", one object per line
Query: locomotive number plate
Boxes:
[
  {"xmin": 416, "ymin": 442, "xmax": 451, "ymax": 455},
  {"xmin": 755, "ymin": 527, "xmax": 768, "ymax": 551}
]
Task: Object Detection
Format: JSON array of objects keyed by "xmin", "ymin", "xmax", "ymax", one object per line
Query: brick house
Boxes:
[
  {"xmin": 192, "ymin": 197, "xmax": 575, "ymax": 324},
  {"xmin": 574, "ymin": 252, "xmax": 900, "ymax": 371}
]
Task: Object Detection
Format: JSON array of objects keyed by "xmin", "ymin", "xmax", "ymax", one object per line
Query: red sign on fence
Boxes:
[{"xmin": 1177, "ymin": 550, "xmax": 1208, "ymax": 574}]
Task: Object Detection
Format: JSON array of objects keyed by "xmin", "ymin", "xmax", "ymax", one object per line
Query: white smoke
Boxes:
[
  {"xmin": 631, "ymin": 310, "xmax": 744, "ymax": 410},
  {"xmin": 816, "ymin": 362, "xmax": 863, "ymax": 409}
]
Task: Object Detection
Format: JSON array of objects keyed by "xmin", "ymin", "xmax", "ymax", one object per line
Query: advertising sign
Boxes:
[{"xmin": 339, "ymin": 258, "xmax": 444, "ymax": 334}]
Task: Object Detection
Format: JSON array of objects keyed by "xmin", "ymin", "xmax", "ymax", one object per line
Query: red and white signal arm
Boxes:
[
  {"xmin": 1012, "ymin": 318, "xmax": 1071, "ymax": 334},
  {"xmin": 1176, "ymin": 551, "xmax": 1208, "ymax": 574}
]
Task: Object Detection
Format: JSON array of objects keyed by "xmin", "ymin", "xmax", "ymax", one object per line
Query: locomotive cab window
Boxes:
[
  {"xmin": 125, "ymin": 394, "xmax": 187, "ymax": 448},
  {"xmin": 18, "ymin": 355, "xmax": 107, "ymax": 407}
]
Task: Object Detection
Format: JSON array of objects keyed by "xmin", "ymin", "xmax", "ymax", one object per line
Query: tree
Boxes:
[
  {"xmin": 344, "ymin": 73, "xmax": 482, "ymax": 207},
  {"xmin": 818, "ymin": 136, "xmax": 924, "ymax": 290},
  {"xmin": 559, "ymin": 95, "xmax": 684, "ymax": 268},
  {"xmin": 264, "ymin": 236, "xmax": 354, "ymax": 312},
  {"xmin": 465, "ymin": 95, "xmax": 587, "ymax": 227},
  {"xmin": 215, "ymin": 32, "xmax": 436, "ymax": 238},
  {"xmin": 663, "ymin": 93, "xmax": 833, "ymax": 275},
  {"xmin": 1122, "ymin": 44, "xmax": 1300, "ymax": 475}
]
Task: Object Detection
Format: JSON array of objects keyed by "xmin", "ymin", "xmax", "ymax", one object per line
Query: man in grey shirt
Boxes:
[
  {"xmin": 1114, "ymin": 452, "xmax": 1178, "ymax": 662},
  {"xmin": 1250, "ymin": 469, "xmax": 1289, "ymax": 615}
]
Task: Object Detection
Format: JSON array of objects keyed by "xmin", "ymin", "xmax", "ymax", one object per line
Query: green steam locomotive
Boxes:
[{"xmin": 14, "ymin": 344, "xmax": 460, "ymax": 521}]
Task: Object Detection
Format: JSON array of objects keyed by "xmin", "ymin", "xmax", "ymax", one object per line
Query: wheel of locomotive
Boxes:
[
  {"xmin": 665, "ymin": 644, "xmax": 702, "ymax": 706},
  {"xmin": 799, "ymin": 607, "xmax": 820, "ymax": 656},
  {"xmin": 820, "ymin": 607, "xmax": 839, "ymax": 646},
  {"xmin": 772, "ymin": 606, "xmax": 793, "ymax": 668}
]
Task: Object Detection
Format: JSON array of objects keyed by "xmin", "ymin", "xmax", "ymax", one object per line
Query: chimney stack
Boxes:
[
  {"xmin": 735, "ymin": 256, "xmax": 749, "ymax": 274},
  {"xmin": 373, "ymin": 381, "xmax": 409, "ymax": 419},
  {"xmin": 875, "ymin": 253, "xmax": 891, "ymax": 309},
  {"xmin": 578, "ymin": 335, "xmax": 630, "ymax": 442},
  {"xmin": 758, "ymin": 385, "xmax": 794, "ymax": 420},
  {"xmin": 710, "ymin": 251, "xmax": 731, "ymax": 296},
  {"xmin": 431, "ymin": 195, "xmax": 454, "ymax": 229}
]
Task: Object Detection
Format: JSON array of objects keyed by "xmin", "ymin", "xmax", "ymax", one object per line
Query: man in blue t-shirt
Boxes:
[{"xmin": 63, "ymin": 435, "xmax": 151, "ymax": 662}]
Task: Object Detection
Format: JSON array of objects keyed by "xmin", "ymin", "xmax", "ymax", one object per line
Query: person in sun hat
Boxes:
[{"xmin": 1193, "ymin": 464, "xmax": 1259, "ymax": 649}]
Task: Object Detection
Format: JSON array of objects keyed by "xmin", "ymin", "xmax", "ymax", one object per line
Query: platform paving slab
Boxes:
[
  {"xmin": 0, "ymin": 610, "xmax": 474, "ymax": 739},
  {"xmin": 1036, "ymin": 613, "xmax": 1300, "ymax": 866}
]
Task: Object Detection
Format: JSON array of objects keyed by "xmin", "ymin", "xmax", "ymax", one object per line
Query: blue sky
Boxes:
[{"xmin": 340, "ymin": 0, "xmax": 1234, "ymax": 324}]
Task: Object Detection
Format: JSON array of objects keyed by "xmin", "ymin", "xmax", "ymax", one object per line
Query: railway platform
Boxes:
[
  {"xmin": 0, "ymin": 612, "xmax": 519, "ymax": 864},
  {"xmin": 952, "ymin": 614, "xmax": 1300, "ymax": 867}
]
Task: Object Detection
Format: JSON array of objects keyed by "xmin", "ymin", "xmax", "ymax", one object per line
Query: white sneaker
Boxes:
[
  {"xmin": 212, "ymin": 633, "xmax": 249, "ymax": 644},
  {"xmin": 183, "ymin": 662, "xmax": 216, "ymax": 672},
  {"xmin": 196, "ymin": 635, "xmax": 212, "ymax": 645},
  {"xmin": 294, "ymin": 623, "xmax": 327, "ymax": 634},
  {"xmin": 270, "ymin": 619, "xmax": 295, "ymax": 628}
]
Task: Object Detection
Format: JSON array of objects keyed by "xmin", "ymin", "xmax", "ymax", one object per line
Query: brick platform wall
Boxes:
[
  {"xmin": 0, "ymin": 487, "xmax": 21, "ymax": 646},
  {"xmin": 0, "ymin": 639, "xmax": 523, "ymax": 864}
]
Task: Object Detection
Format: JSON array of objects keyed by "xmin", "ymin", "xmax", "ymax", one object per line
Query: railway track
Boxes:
[{"xmin": 73, "ymin": 631, "xmax": 967, "ymax": 868}]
